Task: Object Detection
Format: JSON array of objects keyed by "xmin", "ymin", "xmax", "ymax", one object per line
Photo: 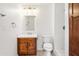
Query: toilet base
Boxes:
[{"xmin": 45, "ymin": 51, "xmax": 52, "ymax": 56}]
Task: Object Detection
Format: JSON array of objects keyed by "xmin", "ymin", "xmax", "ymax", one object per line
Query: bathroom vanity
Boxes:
[
  {"xmin": 17, "ymin": 37, "xmax": 37, "ymax": 56},
  {"xmin": 17, "ymin": 33, "xmax": 37, "ymax": 56}
]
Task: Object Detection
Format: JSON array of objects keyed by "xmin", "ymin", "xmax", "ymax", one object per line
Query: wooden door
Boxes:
[
  {"xmin": 69, "ymin": 3, "xmax": 79, "ymax": 56},
  {"xmin": 27, "ymin": 38, "xmax": 36, "ymax": 55}
]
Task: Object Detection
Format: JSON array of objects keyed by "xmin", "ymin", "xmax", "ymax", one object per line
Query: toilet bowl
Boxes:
[{"xmin": 43, "ymin": 43, "xmax": 53, "ymax": 56}]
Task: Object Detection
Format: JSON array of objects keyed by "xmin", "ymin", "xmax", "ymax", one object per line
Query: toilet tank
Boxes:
[{"xmin": 43, "ymin": 36, "xmax": 53, "ymax": 43}]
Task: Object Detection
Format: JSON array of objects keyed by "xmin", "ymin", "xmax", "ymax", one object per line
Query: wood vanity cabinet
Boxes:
[{"xmin": 17, "ymin": 38, "xmax": 37, "ymax": 56}]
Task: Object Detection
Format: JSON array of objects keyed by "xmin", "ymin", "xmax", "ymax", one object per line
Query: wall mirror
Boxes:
[{"xmin": 23, "ymin": 16, "xmax": 36, "ymax": 31}]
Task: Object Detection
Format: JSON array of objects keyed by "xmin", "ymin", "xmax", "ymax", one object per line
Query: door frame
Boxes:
[{"xmin": 65, "ymin": 3, "xmax": 69, "ymax": 56}]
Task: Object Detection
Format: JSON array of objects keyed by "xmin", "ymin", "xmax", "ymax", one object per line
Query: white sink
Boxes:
[{"xmin": 17, "ymin": 31, "xmax": 37, "ymax": 38}]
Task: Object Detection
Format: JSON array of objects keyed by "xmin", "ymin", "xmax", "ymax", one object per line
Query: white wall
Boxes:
[
  {"xmin": 36, "ymin": 4, "xmax": 54, "ymax": 50},
  {"xmin": 0, "ymin": 3, "xmax": 22, "ymax": 56},
  {"xmin": 54, "ymin": 3, "xmax": 65, "ymax": 55}
]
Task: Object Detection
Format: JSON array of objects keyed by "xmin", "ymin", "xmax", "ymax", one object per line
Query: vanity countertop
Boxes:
[{"xmin": 17, "ymin": 32, "xmax": 37, "ymax": 38}]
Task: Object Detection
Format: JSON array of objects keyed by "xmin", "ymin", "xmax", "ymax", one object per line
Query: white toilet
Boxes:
[{"xmin": 43, "ymin": 36, "xmax": 54, "ymax": 56}]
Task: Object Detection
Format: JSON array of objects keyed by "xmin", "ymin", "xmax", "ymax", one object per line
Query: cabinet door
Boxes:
[
  {"xmin": 17, "ymin": 38, "xmax": 28, "ymax": 55},
  {"xmin": 27, "ymin": 38, "xmax": 36, "ymax": 55}
]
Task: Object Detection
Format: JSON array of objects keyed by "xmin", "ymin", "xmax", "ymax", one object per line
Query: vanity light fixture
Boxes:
[{"xmin": 23, "ymin": 6, "xmax": 39, "ymax": 16}]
